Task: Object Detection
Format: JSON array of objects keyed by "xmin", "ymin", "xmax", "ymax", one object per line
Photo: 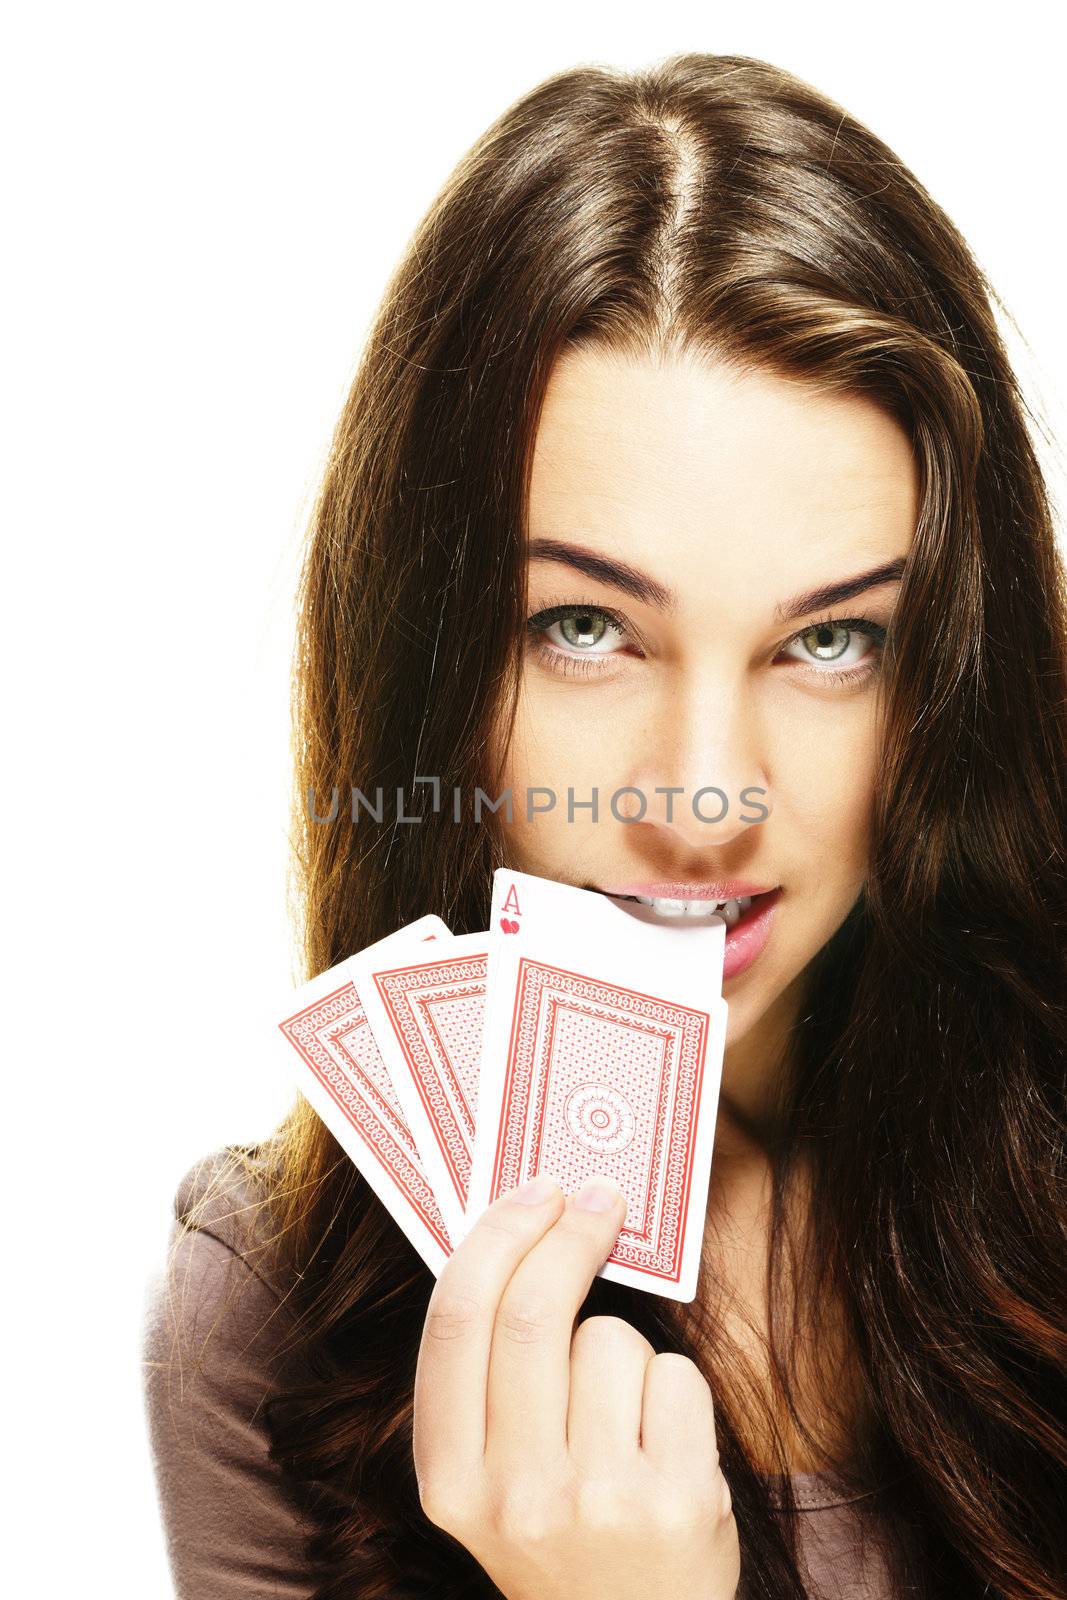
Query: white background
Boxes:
[{"xmin": 4, "ymin": 3, "xmax": 1063, "ymax": 1592}]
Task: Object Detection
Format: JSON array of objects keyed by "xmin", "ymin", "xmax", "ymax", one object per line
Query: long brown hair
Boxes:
[{"xmin": 207, "ymin": 54, "xmax": 1067, "ymax": 1598}]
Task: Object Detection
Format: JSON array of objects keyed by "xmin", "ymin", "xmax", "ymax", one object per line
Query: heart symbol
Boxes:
[{"xmin": 499, "ymin": 917, "xmax": 520, "ymax": 934}]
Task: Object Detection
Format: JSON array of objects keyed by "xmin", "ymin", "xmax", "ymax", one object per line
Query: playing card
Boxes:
[
  {"xmin": 350, "ymin": 930, "xmax": 487, "ymax": 1241},
  {"xmin": 274, "ymin": 915, "xmax": 455, "ymax": 1275},
  {"xmin": 465, "ymin": 870, "xmax": 728, "ymax": 1303}
]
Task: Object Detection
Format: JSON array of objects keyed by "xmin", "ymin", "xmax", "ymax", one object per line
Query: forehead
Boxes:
[{"xmin": 527, "ymin": 346, "xmax": 919, "ymax": 599}]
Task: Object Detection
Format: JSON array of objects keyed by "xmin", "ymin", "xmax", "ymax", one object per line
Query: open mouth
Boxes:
[
  {"xmin": 590, "ymin": 885, "xmax": 784, "ymax": 980},
  {"xmin": 600, "ymin": 888, "xmax": 778, "ymax": 928}
]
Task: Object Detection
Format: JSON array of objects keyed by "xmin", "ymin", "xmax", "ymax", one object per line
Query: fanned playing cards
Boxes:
[
  {"xmin": 273, "ymin": 915, "xmax": 455, "ymax": 1275},
  {"xmin": 273, "ymin": 871, "xmax": 728, "ymax": 1302}
]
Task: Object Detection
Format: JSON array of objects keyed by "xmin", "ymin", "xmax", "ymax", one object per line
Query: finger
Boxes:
[
  {"xmin": 640, "ymin": 1352, "xmax": 719, "ymax": 1479},
  {"xmin": 484, "ymin": 1175, "xmax": 628, "ymax": 1473},
  {"xmin": 413, "ymin": 1172, "xmax": 565, "ymax": 1487},
  {"xmin": 566, "ymin": 1314, "xmax": 655, "ymax": 1473}
]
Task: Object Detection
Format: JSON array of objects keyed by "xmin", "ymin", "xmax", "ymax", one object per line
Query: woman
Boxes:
[{"xmin": 142, "ymin": 52, "xmax": 1067, "ymax": 1600}]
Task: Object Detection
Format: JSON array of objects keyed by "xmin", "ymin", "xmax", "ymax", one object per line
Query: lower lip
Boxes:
[
  {"xmin": 603, "ymin": 888, "xmax": 782, "ymax": 982},
  {"xmin": 719, "ymin": 888, "xmax": 782, "ymax": 981}
]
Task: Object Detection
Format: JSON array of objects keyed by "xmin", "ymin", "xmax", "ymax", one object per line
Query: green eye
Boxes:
[
  {"xmin": 783, "ymin": 615, "xmax": 888, "ymax": 679},
  {"xmin": 803, "ymin": 621, "xmax": 852, "ymax": 662},
  {"xmin": 526, "ymin": 603, "xmax": 627, "ymax": 654},
  {"xmin": 557, "ymin": 610, "xmax": 610, "ymax": 648}
]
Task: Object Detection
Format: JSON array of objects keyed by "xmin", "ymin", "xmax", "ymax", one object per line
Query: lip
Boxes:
[
  {"xmin": 717, "ymin": 886, "xmax": 782, "ymax": 981},
  {"xmin": 592, "ymin": 884, "xmax": 783, "ymax": 982},
  {"xmin": 597, "ymin": 879, "xmax": 777, "ymax": 901}
]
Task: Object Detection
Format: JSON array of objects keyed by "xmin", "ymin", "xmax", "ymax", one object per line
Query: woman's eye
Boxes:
[
  {"xmin": 781, "ymin": 616, "xmax": 888, "ymax": 680},
  {"xmin": 525, "ymin": 603, "xmax": 631, "ymax": 674}
]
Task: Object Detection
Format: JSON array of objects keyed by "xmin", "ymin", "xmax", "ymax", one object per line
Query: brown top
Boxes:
[{"xmin": 142, "ymin": 1149, "xmax": 912, "ymax": 1599}]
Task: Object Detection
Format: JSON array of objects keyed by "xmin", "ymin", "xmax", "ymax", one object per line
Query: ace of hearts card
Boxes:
[{"xmin": 465, "ymin": 870, "xmax": 729, "ymax": 1302}]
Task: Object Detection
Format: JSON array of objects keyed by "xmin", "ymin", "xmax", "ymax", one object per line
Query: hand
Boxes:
[{"xmin": 412, "ymin": 1172, "xmax": 741, "ymax": 1600}]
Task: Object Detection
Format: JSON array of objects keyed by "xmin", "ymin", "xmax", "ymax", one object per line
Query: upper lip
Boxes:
[{"xmin": 595, "ymin": 880, "xmax": 779, "ymax": 901}]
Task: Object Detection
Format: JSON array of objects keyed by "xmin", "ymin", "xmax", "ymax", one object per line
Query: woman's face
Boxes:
[{"xmin": 496, "ymin": 345, "xmax": 918, "ymax": 1123}]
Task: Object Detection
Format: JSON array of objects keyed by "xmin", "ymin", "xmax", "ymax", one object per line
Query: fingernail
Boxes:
[
  {"xmin": 511, "ymin": 1172, "xmax": 560, "ymax": 1205},
  {"xmin": 573, "ymin": 1176, "xmax": 622, "ymax": 1213}
]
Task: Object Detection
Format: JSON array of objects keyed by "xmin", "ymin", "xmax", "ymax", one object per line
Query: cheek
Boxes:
[
  {"xmin": 779, "ymin": 705, "xmax": 880, "ymax": 880},
  {"xmin": 496, "ymin": 684, "xmax": 620, "ymax": 871},
  {"xmin": 501, "ymin": 682, "xmax": 610, "ymax": 791}
]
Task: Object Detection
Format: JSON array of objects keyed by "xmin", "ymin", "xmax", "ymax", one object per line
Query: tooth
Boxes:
[
  {"xmin": 719, "ymin": 899, "xmax": 742, "ymax": 926},
  {"xmin": 683, "ymin": 901, "xmax": 717, "ymax": 917},
  {"xmin": 650, "ymin": 898, "xmax": 687, "ymax": 916}
]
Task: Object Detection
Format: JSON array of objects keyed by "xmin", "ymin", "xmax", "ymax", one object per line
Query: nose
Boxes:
[{"xmin": 623, "ymin": 676, "xmax": 770, "ymax": 852}]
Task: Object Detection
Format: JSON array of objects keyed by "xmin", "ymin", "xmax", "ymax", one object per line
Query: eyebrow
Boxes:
[{"xmin": 528, "ymin": 537, "xmax": 907, "ymax": 623}]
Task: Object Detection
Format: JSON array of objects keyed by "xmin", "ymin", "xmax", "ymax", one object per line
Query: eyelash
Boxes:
[{"xmin": 524, "ymin": 599, "xmax": 889, "ymax": 688}]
